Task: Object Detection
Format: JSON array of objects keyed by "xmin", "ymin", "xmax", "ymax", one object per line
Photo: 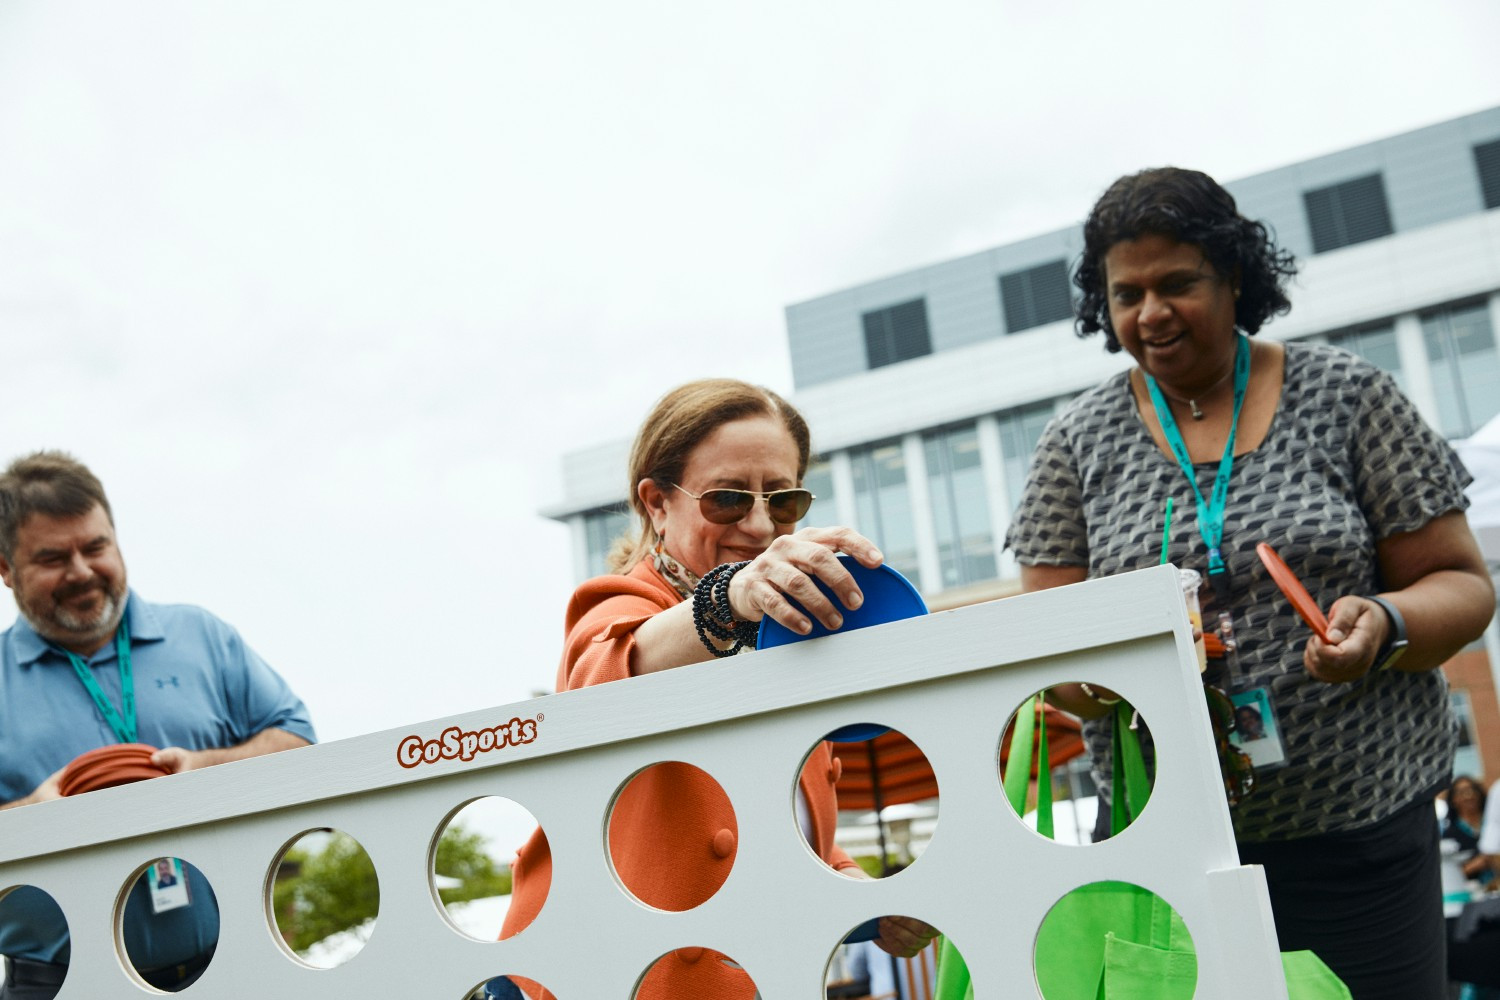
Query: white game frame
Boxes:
[{"xmin": 0, "ymin": 566, "xmax": 1288, "ymax": 998}]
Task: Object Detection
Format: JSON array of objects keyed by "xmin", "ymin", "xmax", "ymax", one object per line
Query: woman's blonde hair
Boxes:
[{"xmin": 607, "ymin": 378, "xmax": 811, "ymax": 574}]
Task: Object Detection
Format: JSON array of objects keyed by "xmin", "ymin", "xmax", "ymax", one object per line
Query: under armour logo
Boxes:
[{"xmin": 155, "ymin": 677, "xmax": 180, "ymax": 689}]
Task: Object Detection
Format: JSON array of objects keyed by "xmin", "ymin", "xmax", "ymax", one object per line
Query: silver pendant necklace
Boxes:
[{"xmin": 1153, "ymin": 365, "xmax": 1235, "ymax": 421}]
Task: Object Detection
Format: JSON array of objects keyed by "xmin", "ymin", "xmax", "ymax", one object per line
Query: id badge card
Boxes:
[
  {"xmin": 148, "ymin": 858, "xmax": 192, "ymax": 914},
  {"xmin": 1228, "ymin": 687, "xmax": 1286, "ymax": 770}
]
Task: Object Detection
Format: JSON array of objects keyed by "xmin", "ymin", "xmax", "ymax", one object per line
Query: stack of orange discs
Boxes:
[{"xmin": 58, "ymin": 743, "xmax": 170, "ymax": 796}]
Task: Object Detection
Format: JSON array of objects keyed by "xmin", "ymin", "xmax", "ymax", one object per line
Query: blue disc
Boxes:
[
  {"xmin": 755, "ymin": 555, "xmax": 927, "ymax": 649},
  {"xmin": 757, "ymin": 557, "xmax": 926, "ymax": 745}
]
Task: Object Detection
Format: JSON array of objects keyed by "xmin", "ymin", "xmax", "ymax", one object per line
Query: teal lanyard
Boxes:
[
  {"xmin": 1144, "ymin": 333, "xmax": 1251, "ymax": 588},
  {"xmin": 61, "ymin": 619, "xmax": 137, "ymax": 744}
]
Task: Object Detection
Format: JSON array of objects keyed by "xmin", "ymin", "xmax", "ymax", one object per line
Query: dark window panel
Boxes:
[
  {"xmin": 999, "ymin": 259, "xmax": 1073, "ymax": 333},
  {"xmin": 861, "ymin": 298, "xmax": 932, "ymax": 369},
  {"xmin": 1476, "ymin": 138, "xmax": 1500, "ymax": 210},
  {"xmin": 1303, "ymin": 173, "xmax": 1394, "ymax": 253}
]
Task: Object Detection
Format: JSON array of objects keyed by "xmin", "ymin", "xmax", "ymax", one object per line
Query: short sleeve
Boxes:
[
  {"xmin": 1004, "ymin": 413, "xmax": 1089, "ymax": 567},
  {"xmin": 1351, "ymin": 365, "xmax": 1472, "ymax": 539},
  {"xmin": 220, "ymin": 623, "xmax": 317, "ymax": 745}
]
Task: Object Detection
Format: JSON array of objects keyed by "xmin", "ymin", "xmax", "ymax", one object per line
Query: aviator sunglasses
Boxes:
[{"xmin": 672, "ymin": 483, "xmax": 815, "ymax": 525}]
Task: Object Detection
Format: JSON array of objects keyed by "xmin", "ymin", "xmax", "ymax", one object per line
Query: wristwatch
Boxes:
[{"xmin": 1366, "ymin": 595, "xmax": 1408, "ymax": 672}]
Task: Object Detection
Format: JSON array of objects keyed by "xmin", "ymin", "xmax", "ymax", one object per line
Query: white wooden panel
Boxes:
[{"xmin": 0, "ymin": 567, "xmax": 1293, "ymax": 998}]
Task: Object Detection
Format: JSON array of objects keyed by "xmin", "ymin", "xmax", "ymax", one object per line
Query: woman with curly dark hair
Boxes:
[{"xmin": 1006, "ymin": 167, "xmax": 1494, "ymax": 999}]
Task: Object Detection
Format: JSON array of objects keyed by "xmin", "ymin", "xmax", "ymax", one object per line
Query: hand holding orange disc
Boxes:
[{"xmin": 58, "ymin": 743, "xmax": 170, "ymax": 796}]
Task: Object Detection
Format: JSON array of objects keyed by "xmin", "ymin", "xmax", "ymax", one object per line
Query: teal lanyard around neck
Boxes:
[
  {"xmin": 61, "ymin": 618, "xmax": 137, "ymax": 744},
  {"xmin": 1144, "ymin": 333, "xmax": 1251, "ymax": 586}
]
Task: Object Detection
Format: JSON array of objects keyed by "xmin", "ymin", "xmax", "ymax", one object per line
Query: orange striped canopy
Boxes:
[{"xmin": 828, "ymin": 705, "xmax": 1085, "ymax": 811}]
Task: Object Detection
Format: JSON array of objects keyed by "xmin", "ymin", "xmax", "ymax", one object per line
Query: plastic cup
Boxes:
[{"xmin": 1179, "ymin": 568, "xmax": 1208, "ymax": 673}]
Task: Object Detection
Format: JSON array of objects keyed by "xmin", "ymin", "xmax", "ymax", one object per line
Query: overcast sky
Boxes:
[{"xmin": 3, "ymin": 0, "xmax": 1498, "ymax": 745}]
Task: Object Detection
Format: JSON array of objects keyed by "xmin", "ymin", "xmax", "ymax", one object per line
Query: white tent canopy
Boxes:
[{"xmin": 1458, "ymin": 413, "xmax": 1500, "ymax": 566}]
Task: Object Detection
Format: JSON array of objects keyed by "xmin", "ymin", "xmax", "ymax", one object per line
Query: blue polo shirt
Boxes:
[{"xmin": 0, "ymin": 592, "xmax": 316, "ymax": 966}]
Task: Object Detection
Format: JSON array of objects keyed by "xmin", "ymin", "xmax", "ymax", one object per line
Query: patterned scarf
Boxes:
[{"xmin": 652, "ymin": 538, "xmax": 699, "ymax": 601}]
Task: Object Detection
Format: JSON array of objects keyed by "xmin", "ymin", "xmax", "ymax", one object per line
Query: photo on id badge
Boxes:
[
  {"xmin": 1228, "ymin": 688, "xmax": 1285, "ymax": 769},
  {"xmin": 149, "ymin": 858, "xmax": 192, "ymax": 913}
]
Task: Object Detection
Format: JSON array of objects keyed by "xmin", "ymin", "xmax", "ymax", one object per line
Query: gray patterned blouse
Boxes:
[{"xmin": 1005, "ymin": 341, "xmax": 1470, "ymax": 841}]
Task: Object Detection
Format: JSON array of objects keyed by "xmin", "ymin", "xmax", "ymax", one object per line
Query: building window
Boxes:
[
  {"xmin": 1303, "ymin": 173, "xmax": 1394, "ymax": 253},
  {"xmin": 999, "ymin": 259, "xmax": 1074, "ymax": 334},
  {"xmin": 1476, "ymin": 138, "xmax": 1500, "ymax": 211},
  {"xmin": 997, "ymin": 401, "xmax": 1058, "ymax": 513},
  {"xmin": 1324, "ymin": 322, "xmax": 1405, "ymax": 394},
  {"xmin": 799, "ymin": 459, "xmax": 837, "ymax": 530},
  {"xmin": 583, "ymin": 504, "xmax": 633, "ymax": 578},
  {"xmin": 862, "ymin": 299, "xmax": 932, "ymax": 370},
  {"xmin": 849, "ymin": 440, "xmax": 921, "ymax": 590},
  {"xmin": 1421, "ymin": 300, "xmax": 1500, "ymax": 439},
  {"xmin": 923, "ymin": 424, "xmax": 997, "ymax": 589}
]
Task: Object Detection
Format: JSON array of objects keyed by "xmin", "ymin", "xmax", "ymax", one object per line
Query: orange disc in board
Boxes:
[{"xmin": 1255, "ymin": 542, "xmax": 1331, "ymax": 643}]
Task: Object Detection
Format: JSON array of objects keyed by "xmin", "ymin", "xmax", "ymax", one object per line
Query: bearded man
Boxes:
[{"xmin": 0, "ymin": 450, "xmax": 315, "ymax": 999}]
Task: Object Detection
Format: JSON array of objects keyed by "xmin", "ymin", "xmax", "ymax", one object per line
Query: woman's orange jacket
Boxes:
[{"xmin": 501, "ymin": 560, "xmax": 860, "ymax": 999}]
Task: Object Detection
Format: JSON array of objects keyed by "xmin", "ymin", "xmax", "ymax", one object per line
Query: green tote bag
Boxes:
[{"xmin": 932, "ymin": 699, "xmax": 1350, "ymax": 1000}]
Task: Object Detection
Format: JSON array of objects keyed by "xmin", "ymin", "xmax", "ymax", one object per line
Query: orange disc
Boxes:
[
  {"xmin": 1255, "ymin": 542, "xmax": 1331, "ymax": 643},
  {"xmin": 59, "ymin": 743, "xmax": 168, "ymax": 796}
]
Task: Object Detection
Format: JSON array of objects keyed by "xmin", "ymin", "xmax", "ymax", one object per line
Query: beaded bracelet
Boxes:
[
  {"xmin": 716, "ymin": 561, "xmax": 758, "ymax": 649},
  {"xmin": 693, "ymin": 561, "xmax": 758, "ymax": 658},
  {"xmin": 703, "ymin": 563, "xmax": 744, "ymax": 644}
]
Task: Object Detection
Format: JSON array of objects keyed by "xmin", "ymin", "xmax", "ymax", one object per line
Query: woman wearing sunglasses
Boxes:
[{"xmin": 500, "ymin": 378, "xmax": 933, "ymax": 1000}]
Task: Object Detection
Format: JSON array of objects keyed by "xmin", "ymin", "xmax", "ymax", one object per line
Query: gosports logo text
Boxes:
[{"xmin": 396, "ymin": 716, "xmax": 540, "ymax": 769}]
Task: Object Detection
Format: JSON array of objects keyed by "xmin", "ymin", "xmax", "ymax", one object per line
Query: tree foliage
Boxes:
[
  {"xmin": 434, "ymin": 823, "xmax": 512, "ymax": 904},
  {"xmin": 272, "ymin": 824, "xmax": 510, "ymax": 953},
  {"xmin": 272, "ymin": 833, "xmax": 379, "ymax": 953}
]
